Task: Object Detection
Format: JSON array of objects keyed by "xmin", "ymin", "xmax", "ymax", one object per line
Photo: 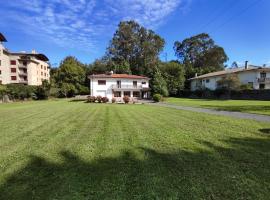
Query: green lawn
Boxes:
[
  {"xmin": 0, "ymin": 100, "xmax": 270, "ymax": 199},
  {"xmin": 166, "ymin": 97, "xmax": 270, "ymax": 116}
]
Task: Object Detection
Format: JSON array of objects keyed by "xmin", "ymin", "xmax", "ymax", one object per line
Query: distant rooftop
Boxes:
[
  {"xmin": 89, "ymin": 73, "xmax": 150, "ymax": 79},
  {"xmin": 189, "ymin": 65, "xmax": 270, "ymax": 80}
]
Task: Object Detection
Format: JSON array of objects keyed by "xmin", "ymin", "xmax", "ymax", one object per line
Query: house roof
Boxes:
[
  {"xmin": 0, "ymin": 33, "xmax": 7, "ymax": 42},
  {"xmin": 189, "ymin": 66, "xmax": 270, "ymax": 80},
  {"xmin": 88, "ymin": 73, "xmax": 150, "ymax": 79}
]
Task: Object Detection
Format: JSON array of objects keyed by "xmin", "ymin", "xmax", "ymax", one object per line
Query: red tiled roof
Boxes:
[{"xmin": 88, "ymin": 74, "xmax": 150, "ymax": 79}]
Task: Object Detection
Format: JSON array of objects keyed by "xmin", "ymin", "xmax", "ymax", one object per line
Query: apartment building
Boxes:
[{"xmin": 0, "ymin": 33, "xmax": 50, "ymax": 85}]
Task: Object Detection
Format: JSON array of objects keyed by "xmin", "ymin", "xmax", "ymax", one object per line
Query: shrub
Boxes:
[
  {"xmin": 87, "ymin": 96, "xmax": 96, "ymax": 103},
  {"xmin": 153, "ymin": 94, "xmax": 162, "ymax": 102},
  {"xmin": 96, "ymin": 95, "xmax": 102, "ymax": 103},
  {"xmin": 112, "ymin": 98, "xmax": 116, "ymax": 103},
  {"xmin": 101, "ymin": 97, "xmax": 109, "ymax": 103},
  {"xmin": 123, "ymin": 96, "xmax": 130, "ymax": 104}
]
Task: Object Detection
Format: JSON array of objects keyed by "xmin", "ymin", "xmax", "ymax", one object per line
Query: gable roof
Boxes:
[
  {"xmin": 0, "ymin": 33, "xmax": 7, "ymax": 42},
  {"xmin": 189, "ymin": 66, "xmax": 270, "ymax": 80},
  {"xmin": 88, "ymin": 74, "xmax": 150, "ymax": 79}
]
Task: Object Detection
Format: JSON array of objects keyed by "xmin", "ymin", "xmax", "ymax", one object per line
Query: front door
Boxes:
[{"xmin": 133, "ymin": 81, "xmax": 137, "ymax": 88}]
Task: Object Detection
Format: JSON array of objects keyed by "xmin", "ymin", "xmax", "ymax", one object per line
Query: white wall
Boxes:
[
  {"xmin": 191, "ymin": 70, "xmax": 270, "ymax": 91},
  {"xmin": 90, "ymin": 77, "xmax": 149, "ymax": 100}
]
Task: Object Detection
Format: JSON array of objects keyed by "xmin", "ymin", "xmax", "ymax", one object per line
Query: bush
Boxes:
[
  {"xmin": 112, "ymin": 98, "xmax": 116, "ymax": 103},
  {"xmin": 123, "ymin": 96, "xmax": 130, "ymax": 104},
  {"xmin": 101, "ymin": 97, "xmax": 109, "ymax": 103},
  {"xmin": 96, "ymin": 96, "xmax": 102, "ymax": 103},
  {"xmin": 153, "ymin": 94, "xmax": 162, "ymax": 102},
  {"xmin": 87, "ymin": 96, "xmax": 96, "ymax": 103}
]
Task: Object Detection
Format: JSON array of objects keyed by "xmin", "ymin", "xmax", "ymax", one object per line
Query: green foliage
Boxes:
[
  {"xmin": 59, "ymin": 83, "xmax": 77, "ymax": 98},
  {"xmin": 153, "ymin": 94, "xmax": 162, "ymax": 102},
  {"xmin": 152, "ymin": 70, "xmax": 169, "ymax": 97},
  {"xmin": 0, "ymin": 85, "xmax": 7, "ymax": 99},
  {"xmin": 174, "ymin": 33, "xmax": 228, "ymax": 79},
  {"xmin": 6, "ymin": 84, "xmax": 36, "ymax": 100},
  {"xmin": 106, "ymin": 20, "xmax": 165, "ymax": 76},
  {"xmin": 34, "ymin": 80, "xmax": 51, "ymax": 100},
  {"xmin": 160, "ymin": 61, "xmax": 185, "ymax": 96},
  {"xmin": 217, "ymin": 74, "xmax": 241, "ymax": 91},
  {"xmin": 51, "ymin": 56, "xmax": 89, "ymax": 97},
  {"xmin": 240, "ymin": 84, "xmax": 253, "ymax": 90}
]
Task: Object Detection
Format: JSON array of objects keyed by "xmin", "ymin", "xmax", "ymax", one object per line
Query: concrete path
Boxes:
[{"xmin": 149, "ymin": 102, "xmax": 270, "ymax": 122}]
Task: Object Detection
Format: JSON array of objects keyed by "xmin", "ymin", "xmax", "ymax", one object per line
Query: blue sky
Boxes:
[{"xmin": 0, "ymin": 0, "xmax": 269, "ymax": 67}]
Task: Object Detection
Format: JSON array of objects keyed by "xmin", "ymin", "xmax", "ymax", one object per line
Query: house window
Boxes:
[
  {"xmin": 10, "ymin": 60, "xmax": 16, "ymax": 65},
  {"xmin": 142, "ymin": 82, "xmax": 146, "ymax": 84},
  {"xmin": 41, "ymin": 65, "xmax": 43, "ymax": 69},
  {"xmin": 11, "ymin": 76, "xmax": 17, "ymax": 80},
  {"xmin": 98, "ymin": 80, "xmax": 106, "ymax": 85},
  {"xmin": 23, "ymin": 61, "xmax": 27, "ymax": 66},
  {"xmin": 11, "ymin": 68, "xmax": 16, "ymax": 73},
  {"xmin": 124, "ymin": 91, "xmax": 131, "ymax": 97},
  {"xmin": 133, "ymin": 91, "xmax": 140, "ymax": 98},
  {"xmin": 114, "ymin": 91, "xmax": 121, "ymax": 97},
  {"xmin": 260, "ymin": 72, "xmax": 266, "ymax": 78},
  {"xmin": 133, "ymin": 81, "xmax": 137, "ymax": 88},
  {"xmin": 206, "ymin": 79, "xmax": 210, "ymax": 83},
  {"xmin": 41, "ymin": 72, "xmax": 43, "ymax": 76},
  {"xmin": 0, "ymin": 60, "xmax": 1, "ymax": 66},
  {"xmin": 0, "ymin": 70, "xmax": 1, "ymax": 75},
  {"xmin": 259, "ymin": 84, "xmax": 265, "ymax": 90}
]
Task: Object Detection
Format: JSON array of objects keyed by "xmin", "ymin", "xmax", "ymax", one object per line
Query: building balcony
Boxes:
[
  {"xmin": 19, "ymin": 71, "xmax": 28, "ymax": 76},
  {"xmin": 18, "ymin": 65, "xmax": 27, "ymax": 69},
  {"xmin": 112, "ymin": 84, "xmax": 145, "ymax": 90},
  {"xmin": 257, "ymin": 78, "xmax": 270, "ymax": 83}
]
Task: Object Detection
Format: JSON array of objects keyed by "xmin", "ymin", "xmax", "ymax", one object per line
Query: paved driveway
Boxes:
[{"xmin": 149, "ymin": 102, "xmax": 270, "ymax": 122}]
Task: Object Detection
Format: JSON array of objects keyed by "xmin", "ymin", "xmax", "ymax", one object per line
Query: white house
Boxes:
[
  {"xmin": 88, "ymin": 72, "xmax": 150, "ymax": 101},
  {"xmin": 189, "ymin": 64, "xmax": 270, "ymax": 91}
]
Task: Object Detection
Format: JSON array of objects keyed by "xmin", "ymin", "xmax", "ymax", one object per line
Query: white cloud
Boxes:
[{"xmin": 1, "ymin": 0, "xmax": 189, "ymax": 52}]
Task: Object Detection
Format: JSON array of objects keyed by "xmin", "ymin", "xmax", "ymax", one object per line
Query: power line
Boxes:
[
  {"xmin": 209, "ymin": 0, "xmax": 264, "ymax": 34},
  {"xmin": 198, "ymin": 0, "xmax": 239, "ymax": 32}
]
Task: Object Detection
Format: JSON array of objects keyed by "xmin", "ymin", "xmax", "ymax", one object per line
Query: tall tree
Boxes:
[
  {"xmin": 107, "ymin": 20, "xmax": 165, "ymax": 77},
  {"xmin": 151, "ymin": 69, "xmax": 169, "ymax": 97},
  {"xmin": 160, "ymin": 61, "xmax": 185, "ymax": 96},
  {"xmin": 174, "ymin": 33, "xmax": 228, "ymax": 78}
]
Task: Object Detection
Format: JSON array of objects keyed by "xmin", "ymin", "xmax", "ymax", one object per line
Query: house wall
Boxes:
[
  {"xmin": 0, "ymin": 46, "xmax": 10, "ymax": 84},
  {"xmin": 90, "ymin": 77, "xmax": 149, "ymax": 100},
  {"xmin": 191, "ymin": 70, "xmax": 270, "ymax": 91}
]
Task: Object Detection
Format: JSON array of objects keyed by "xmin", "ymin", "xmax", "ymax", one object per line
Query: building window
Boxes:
[
  {"xmin": 11, "ymin": 68, "xmax": 16, "ymax": 73},
  {"xmin": 142, "ymin": 82, "xmax": 146, "ymax": 84},
  {"xmin": 41, "ymin": 72, "xmax": 43, "ymax": 76},
  {"xmin": 0, "ymin": 60, "xmax": 1, "ymax": 66},
  {"xmin": 10, "ymin": 60, "xmax": 16, "ymax": 65},
  {"xmin": 133, "ymin": 81, "xmax": 137, "ymax": 88},
  {"xmin": 0, "ymin": 70, "xmax": 1, "ymax": 75},
  {"xmin": 133, "ymin": 91, "xmax": 140, "ymax": 98},
  {"xmin": 44, "ymin": 66, "xmax": 46, "ymax": 70},
  {"xmin": 98, "ymin": 80, "xmax": 106, "ymax": 85},
  {"xmin": 23, "ymin": 61, "xmax": 27, "ymax": 66},
  {"xmin": 260, "ymin": 72, "xmax": 266, "ymax": 79},
  {"xmin": 114, "ymin": 91, "xmax": 121, "ymax": 97},
  {"xmin": 11, "ymin": 76, "xmax": 17, "ymax": 80},
  {"xmin": 259, "ymin": 84, "xmax": 265, "ymax": 90},
  {"xmin": 206, "ymin": 79, "xmax": 210, "ymax": 83},
  {"xmin": 124, "ymin": 91, "xmax": 131, "ymax": 97},
  {"xmin": 41, "ymin": 65, "xmax": 43, "ymax": 69}
]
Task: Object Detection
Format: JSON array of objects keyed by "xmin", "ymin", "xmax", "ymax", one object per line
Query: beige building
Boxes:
[{"xmin": 0, "ymin": 33, "xmax": 50, "ymax": 85}]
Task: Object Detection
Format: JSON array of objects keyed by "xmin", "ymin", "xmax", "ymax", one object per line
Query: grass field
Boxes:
[
  {"xmin": 0, "ymin": 100, "xmax": 270, "ymax": 199},
  {"xmin": 166, "ymin": 97, "xmax": 270, "ymax": 116}
]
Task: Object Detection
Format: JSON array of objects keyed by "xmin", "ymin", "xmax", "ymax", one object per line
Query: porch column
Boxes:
[
  {"xmin": 131, "ymin": 91, "xmax": 133, "ymax": 98},
  {"xmin": 121, "ymin": 91, "xmax": 124, "ymax": 97}
]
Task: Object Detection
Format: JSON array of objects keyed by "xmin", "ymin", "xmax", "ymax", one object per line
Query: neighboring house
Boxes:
[
  {"xmin": 189, "ymin": 63, "xmax": 270, "ymax": 91},
  {"xmin": 88, "ymin": 72, "xmax": 150, "ymax": 101},
  {"xmin": 0, "ymin": 33, "xmax": 50, "ymax": 85}
]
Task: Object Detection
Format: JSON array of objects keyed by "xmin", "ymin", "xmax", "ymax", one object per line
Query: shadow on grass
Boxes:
[
  {"xmin": 0, "ymin": 137, "xmax": 270, "ymax": 200},
  {"xmin": 259, "ymin": 128, "xmax": 270, "ymax": 134}
]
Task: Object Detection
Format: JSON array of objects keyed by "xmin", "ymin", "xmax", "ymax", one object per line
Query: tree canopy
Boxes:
[
  {"xmin": 174, "ymin": 33, "xmax": 228, "ymax": 78},
  {"xmin": 106, "ymin": 20, "xmax": 165, "ymax": 76}
]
